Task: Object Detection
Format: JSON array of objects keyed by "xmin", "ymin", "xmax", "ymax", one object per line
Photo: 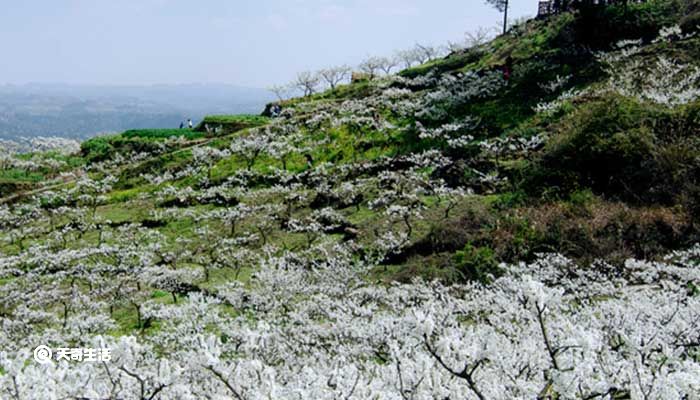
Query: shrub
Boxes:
[
  {"xmin": 680, "ymin": 0, "xmax": 700, "ymax": 33},
  {"xmin": 510, "ymin": 201, "xmax": 693, "ymax": 264},
  {"xmin": 122, "ymin": 129, "xmax": 202, "ymax": 140},
  {"xmin": 568, "ymin": 189, "xmax": 596, "ymax": 209},
  {"xmin": 81, "ymin": 135, "xmax": 167, "ymax": 163},
  {"xmin": 573, "ymin": 0, "xmax": 687, "ymax": 48},
  {"xmin": 0, "ymin": 180, "xmax": 33, "ymax": 197},
  {"xmin": 453, "ymin": 243, "xmax": 500, "ymax": 283},
  {"xmin": 523, "ymin": 94, "xmax": 700, "ymax": 205},
  {"xmin": 81, "ymin": 136, "xmax": 115, "ymax": 162},
  {"xmin": 494, "ymin": 191, "xmax": 528, "ymax": 210},
  {"xmin": 530, "ymin": 95, "xmax": 655, "ymax": 197},
  {"xmin": 196, "ymin": 115, "xmax": 269, "ymax": 134}
]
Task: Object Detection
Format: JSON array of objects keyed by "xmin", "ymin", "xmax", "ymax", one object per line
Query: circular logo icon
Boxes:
[{"xmin": 33, "ymin": 345, "xmax": 53, "ymax": 364}]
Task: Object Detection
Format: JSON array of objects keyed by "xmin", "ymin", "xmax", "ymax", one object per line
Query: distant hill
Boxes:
[{"xmin": 0, "ymin": 83, "xmax": 274, "ymax": 141}]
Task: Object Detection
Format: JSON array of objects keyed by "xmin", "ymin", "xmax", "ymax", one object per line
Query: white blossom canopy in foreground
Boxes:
[{"xmin": 1, "ymin": 244, "xmax": 699, "ymax": 399}]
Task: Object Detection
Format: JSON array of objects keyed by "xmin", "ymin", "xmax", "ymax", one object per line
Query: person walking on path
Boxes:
[{"xmin": 188, "ymin": 119, "xmax": 193, "ymax": 129}]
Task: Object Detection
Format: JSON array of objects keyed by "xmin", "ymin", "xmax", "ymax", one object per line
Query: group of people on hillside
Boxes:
[
  {"xmin": 179, "ymin": 119, "xmax": 193, "ymax": 129},
  {"xmin": 270, "ymin": 104, "xmax": 282, "ymax": 118}
]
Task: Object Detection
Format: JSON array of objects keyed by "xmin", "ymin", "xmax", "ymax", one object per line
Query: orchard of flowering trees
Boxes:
[
  {"xmin": 2, "ymin": 7, "xmax": 700, "ymax": 400},
  {"xmin": 1, "ymin": 236, "xmax": 699, "ymax": 398},
  {"xmin": 267, "ymin": 33, "xmax": 501, "ymax": 100}
]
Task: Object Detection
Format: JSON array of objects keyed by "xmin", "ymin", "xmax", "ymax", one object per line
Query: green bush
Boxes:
[
  {"xmin": 196, "ymin": 115, "xmax": 269, "ymax": 134},
  {"xmin": 524, "ymin": 94, "xmax": 699, "ymax": 203},
  {"xmin": 689, "ymin": 282, "xmax": 700, "ymax": 296},
  {"xmin": 399, "ymin": 48, "xmax": 484, "ymax": 79},
  {"xmin": 494, "ymin": 191, "xmax": 528, "ymax": 210},
  {"xmin": 0, "ymin": 180, "xmax": 33, "ymax": 197},
  {"xmin": 680, "ymin": 10, "xmax": 700, "ymax": 34},
  {"xmin": 198, "ymin": 114, "xmax": 268, "ymax": 125},
  {"xmin": 573, "ymin": 0, "xmax": 687, "ymax": 47},
  {"xmin": 568, "ymin": 188, "xmax": 596, "ymax": 210},
  {"xmin": 0, "ymin": 169, "xmax": 44, "ymax": 183},
  {"xmin": 453, "ymin": 243, "xmax": 500, "ymax": 283},
  {"xmin": 677, "ymin": 0, "xmax": 700, "ymax": 34},
  {"xmin": 81, "ymin": 136, "xmax": 115, "ymax": 162},
  {"xmin": 123, "ymin": 129, "xmax": 203, "ymax": 140},
  {"xmin": 81, "ymin": 135, "xmax": 168, "ymax": 163}
]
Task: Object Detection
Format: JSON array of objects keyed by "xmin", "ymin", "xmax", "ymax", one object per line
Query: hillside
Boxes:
[{"xmin": 1, "ymin": 2, "xmax": 700, "ymax": 398}]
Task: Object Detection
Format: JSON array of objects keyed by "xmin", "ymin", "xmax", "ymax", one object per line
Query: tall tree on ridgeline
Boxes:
[{"xmin": 486, "ymin": 0, "xmax": 510, "ymax": 34}]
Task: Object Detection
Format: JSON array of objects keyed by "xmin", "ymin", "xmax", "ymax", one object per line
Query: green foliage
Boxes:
[
  {"xmin": 523, "ymin": 94, "xmax": 700, "ymax": 206},
  {"xmin": 80, "ymin": 135, "xmax": 169, "ymax": 163},
  {"xmin": 401, "ymin": 49, "xmax": 485, "ymax": 78},
  {"xmin": 0, "ymin": 169, "xmax": 44, "ymax": 183},
  {"xmin": 680, "ymin": 3, "xmax": 700, "ymax": 34},
  {"xmin": 80, "ymin": 136, "xmax": 116, "ymax": 162},
  {"xmin": 523, "ymin": 95, "xmax": 673, "ymax": 200},
  {"xmin": 568, "ymin": 189, "xmax": 596, "ymax": 209},
  {"xmin": 0, "ymin": 180, "xmax": 33, "ymax": 197},
  {"xmin": 151, "ymin": 290, "xmax": 169, "ymax": 299},
  {"xmin": 498, "ymin": 215, "xmax": 547, "ymax": 262},
  {"xmin": 573, "ymin": 0, "xmax": 690, "ymax": 47},
  {"xmin": 196, "ymin": 114, "xmax": 269, "ymax": 135},
  {"xmin": 312, "ymin": 81, "xmax": 374, "ymax": 101},
  {"xmin": 108, "ymin": 187, "xmax": 147, "ymax": 204},
  {"xmin": 493, "ymin": 191, "xmax": 528, "ymax": 210},
  {"xmin": 198, "ymin": 114, "xmax": 268, "ymax": 125},
  {"xmin": 453, "ymin": 243, "xmax": 500, "ymax": 283},
  {"xmin": 399, "ymin": 13, "xmax": 576, "ymax": 80},
  {"xmin": 464, "ymin": 98, "xmax": 535, "ymax": 135},
  {"xmin": 689, "ymin": 281, "xmax": 700, "ymax": 296},
  {"xmin": 123, "ymin": 129, "xmax": 203, "ymax": 140}
]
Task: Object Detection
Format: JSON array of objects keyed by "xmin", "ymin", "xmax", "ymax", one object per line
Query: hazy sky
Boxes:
[{"xmin": 1, "ymin": 0, "xmax": 534, "ymax": 88}]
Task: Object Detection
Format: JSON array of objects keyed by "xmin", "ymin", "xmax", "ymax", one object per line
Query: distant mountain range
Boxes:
[{"xmin": 0, "ymin": 83, "xmax": 274, "ymax": 141}]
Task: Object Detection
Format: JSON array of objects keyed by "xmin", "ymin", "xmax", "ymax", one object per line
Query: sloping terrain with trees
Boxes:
[{"xmin": 1, "ymin": 1, "xmax": 699, "ymax": 398}]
